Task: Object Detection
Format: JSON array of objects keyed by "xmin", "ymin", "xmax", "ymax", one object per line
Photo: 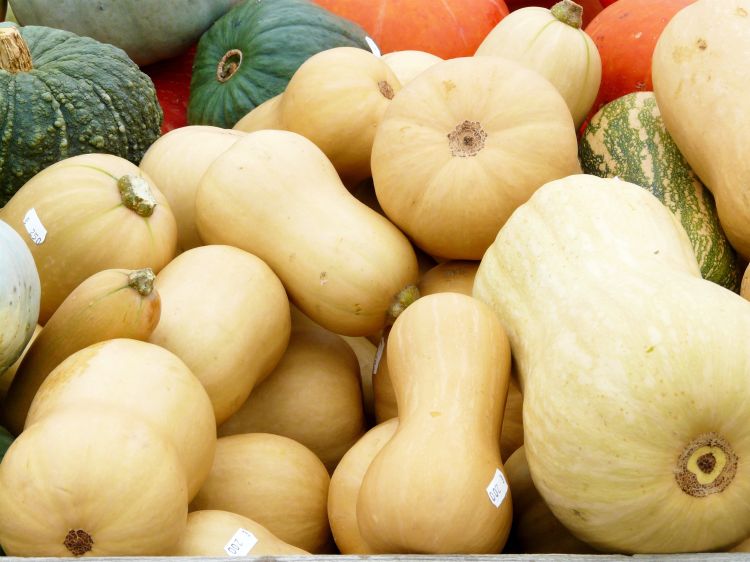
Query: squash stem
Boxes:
[
  {"xmin": 386, "ymin": 284, "xmax": 420, "ymax": 326},
  {"xmin": 117, "ymin": 175, "xmax": 157, "ymax": 217},
  {"xmin": 550, "ymin": 0, "xmax": 583, "ymax": 29},
  {"xmin": 0, "ymin": 26, "xmax": 33, "ymax": 73},
  {"xmin": 127, "ymin": 268, "xmax": 156, "ymax": 297}
]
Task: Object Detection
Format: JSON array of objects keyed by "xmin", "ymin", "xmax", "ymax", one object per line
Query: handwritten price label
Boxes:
[
  {"xmin": 22, "ymin": 208, "xmax": 47, "ymax": 245},
  {"xmin": 223, "ymin": 528, "xmax": 258, "ymax": 557},
  {"xmin": 486, "ymin": 468, "xmax": 508, "ymax": 508}
]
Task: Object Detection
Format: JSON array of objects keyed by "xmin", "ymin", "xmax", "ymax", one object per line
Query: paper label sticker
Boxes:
[
  {"xmin": 223, "ymin": 528, "xmax": 258, "ymax": 557},
  {"xmin": 365, "ymin": 35, "xmax": 381, "ymax": 57},
  {"xmin": 23, "ymin": 208, "xmax": 47, "ymax": 245},
  {"xmin": 486, "ymin": 468, "xmax": 508, "ymax": 508}
]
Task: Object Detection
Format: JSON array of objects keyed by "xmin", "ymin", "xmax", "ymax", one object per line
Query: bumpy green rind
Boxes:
[
  {"xmin": 579, "ymin": 91, "xmax": 740, "ymax": 292},
  {"xmin": 0, "ymin": 25, "xmax": 163, "ymax": 206},
  {"xmin": 188, "ymin": 0, "xmax": 372, "ymax": 129}
]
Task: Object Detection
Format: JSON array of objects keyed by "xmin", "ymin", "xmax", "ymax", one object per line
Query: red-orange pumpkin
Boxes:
[
  {"xmin": 311, "ymin": 0, "xmax": 509, "ymax": 59},
  {"xmin": 584, "ymin": 0, "xmax": 696, "ymax": 118}
]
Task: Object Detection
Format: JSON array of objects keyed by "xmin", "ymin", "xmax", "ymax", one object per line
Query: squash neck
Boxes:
[
  {"xmin": 0, "ymin": 26, "xmax": 33, "ymax": 73},
  {"xmin": 550, "ymin": 0, "xmax": 583, "ymax": 29}
]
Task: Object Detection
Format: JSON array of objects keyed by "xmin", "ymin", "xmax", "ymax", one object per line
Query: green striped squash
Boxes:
[{"xmin": 579, "ymin": 92, "xmax": 739, "ymax": 291}]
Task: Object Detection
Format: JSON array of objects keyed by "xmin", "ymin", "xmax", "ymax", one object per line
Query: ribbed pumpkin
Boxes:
[
  {"xmin": 0, "ymin": 25, "xmax": 162, "ymax": 205},
  {"xmin": 188, "ymin": 0, "xmax": 372, "ymax": 129},
  {"xmin": 8, "ymin": 0, "xmax": 239, "ymax": 65},
  {"xmin": 312, "ymin": 0, "xmax": 509, "ymax": 58},
  {"xmin": 579, "ymin": 91, "xmax": 739, "ymax": 290}
]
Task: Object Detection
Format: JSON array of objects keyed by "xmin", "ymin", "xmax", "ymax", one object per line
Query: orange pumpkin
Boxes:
[{"xmin": 311, "ymin": 0, "xmax": 509, "ymax": 59}]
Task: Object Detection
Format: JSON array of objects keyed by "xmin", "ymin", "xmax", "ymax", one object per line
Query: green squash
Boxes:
[
  {"xmin": 7, "ymin": 0, "xmax": 240, "ymax": 66},
  {"xmin": 188, "ymin": 0, "xmax": 373, "ymax": 129},
  {"xmin": 579, "ymin": 91, "xmax": 740, "ymax": 291},
  {"xmin": 0, "ymin": 25, "xmax": 162, "ymax": 206}
]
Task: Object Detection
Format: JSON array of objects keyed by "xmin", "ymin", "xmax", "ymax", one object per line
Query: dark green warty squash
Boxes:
[
  {"xmin": 0, "ymin": 25, "xmax": 162, "ymax": 206},
  {"xmin": 188, "ymin": 0, "xmax": 373, "ymax": 129}
]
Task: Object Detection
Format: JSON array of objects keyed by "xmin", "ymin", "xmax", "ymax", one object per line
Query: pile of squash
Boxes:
[{"xmin": 3, "ymin": 0, "xmax": 750, "ymax": 557}]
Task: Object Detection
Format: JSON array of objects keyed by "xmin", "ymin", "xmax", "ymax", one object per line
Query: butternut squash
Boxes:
[
  {"xmin": 473, "ymin": 173, "xmax": 750, "ymax": 552},
  {"xmin": 139, "ymin": 126, "xmax": 245, "ymax": 252},
  {"xmin": 371, "ymin": 56, "xmax": 581, "ymax": 260},
  {"xmin": 0, "ymin": 324, "xmax": 40, "ymax": 404},
  {"xmin": 189, "ymin": 433, "xmax": 332, "ymax": 553},
  {"xmin": 171, "ymin": 510, "xmax": 309, "ymax": 557},
  {"xmin": 328, "ymin": 418, "xmax": 398, "ymax": 554},
  {"xmin": 652, "ymin": 0, "xmax": 750, "ymax": 259},
  {"xmin": 149, "ymin": 245, "xmax": 291, "ymax": 425},
  {"xmin": 279, "ymin": 47, "xmax": 401, "ymax": 185},
  {"xmin": 23, "ymin": 338, "xmax": 216, "ymax": 502},
  {"xmin": 0, "ymin": 154, "xmax": 176, "ymax": 324},
  {"xmin": 357, "ymin": 292, "xmax": 513, "ymax": 553},
  {"xmin": 217, "ymin": 318, "xmax": 366, "ymax": 472},
  {"xmin": 233, "ymin": 94, "xmax": 283, "ymax": 133},
  {"xmin": 195, "ymin": 130, "xmax": 419, "ymax": 336},
  {"xmin": 3, "ymin": 268, "xmax": 161, "ymax": 435},
  {"xmin": 0, "ymin": 406, "xmax": 187, "ymax": 557}
]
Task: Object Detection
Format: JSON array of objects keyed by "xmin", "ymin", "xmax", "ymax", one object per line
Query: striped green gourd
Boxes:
[{"xmin": 579, "ymin": 91, "xmax": 739, "ymax": 291}]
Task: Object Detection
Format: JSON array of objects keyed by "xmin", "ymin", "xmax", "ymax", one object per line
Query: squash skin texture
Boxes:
[
  {"xmin": 0, "ymin": 26, "xmax": 163, "ymax": 206},
  {"xmin": 579, "ymin": 91, "xmax": 739, "ymax": 291},
  {"xmin": 188, "ymin": 0, "xmax": 371, "ymax": 129},
  {"xmin": 473, "ymin": 174, "xmax": 750, "ymax": 553}
]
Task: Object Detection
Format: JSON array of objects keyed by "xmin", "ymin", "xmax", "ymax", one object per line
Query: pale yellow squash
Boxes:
[
  {"xmin": 279, "ymin": 47, "xmax": 401, "ymax": 185},
  {"xmin": 0, "ymin": 154, "xmax": 176, "ymax": 324},
  {"xmin": 139, "ymin": 126, "xmax": 245, "ymax": 252},
  {"xmin": 473, "ymin": 174, "xmax": 750, "ymax": 553},
  {"xmin": 652, "ymin": 0, "xmax": 750, "ymax": 260},
  {"xmin": 501, "ymin": 375, "xmax": 524, "ymax": 462},
  {"xmin": 195, "ymin": 130, "xmax": 419, "ymax": 337},
  {"xmin": 189, "ymin": 433, "xmax": 332, "ymax": 553},
  {"xmin": 171, "ymin": 510, "xmax": 309, "ymax": 557},
  {"xmin": 0, "ymin": 324, "xmax": 40, "ymax": 403},
  {"xmin": 218, "ymin": 318, "xmax": 366, "ymax": 472},
  {"xmin": 0, "ymin": 407, "xmax": 187, "ymax": 557},
  {"xmin": 475, "ymin": 0, "xmax": 601, "ymax": 128},
  {"xmin": 328, "ymin": 418, "xmax": 398, "ymax": 554},
  {"xmin": 23, "ymin": 338, "xmax": 216, "ymax": 502},
  {"xmin": 149, "ymin": 245, "xmax": 291, "ymax": 425},
  {"xmin": 3, "ymin": 268, "xmax": 161, "ymax": 435},
  {"xmin": 371, "ymin": 56, "xmax": 581, "ymax": 260},
  {"xmin": 233, "ymin": 94, "xmax": 284, "ymax": 133},
  {"xmin": 358, "ymin": 293, "xmax": 513, "ymax": 553},
  {"xmin": 381, "ymin": 50, "xmax": 443, "ymax": 85}
]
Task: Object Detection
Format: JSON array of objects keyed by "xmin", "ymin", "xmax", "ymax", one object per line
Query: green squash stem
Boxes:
[
  {"xmin": 550, "ymin": 0, "xmax": 583, "ymax": 29},
  {"xmin": 0, "ymin": 25, "xmax": 32, "ymax": 73},
  {"xmin": 117, "ymin": 174, "xmax": 157, "ymax": 217},
  {"xmin": 127, "ymin": 268, "xmax": 156, "ymax": 297},
  {"xmin": 386, "ymin": 284, "xmax": 420, "ymax": 326}
]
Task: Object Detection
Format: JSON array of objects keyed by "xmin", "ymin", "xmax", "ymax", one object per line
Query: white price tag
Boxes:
[
  {"xmin": 223, "ymin": 528, "xmax": 258, "ymax": 557},
  {"xmin": 365, "ymin": 35, "xmax": 381, "ymax": 57},
  {"xmin": 486, "ymin": 468, "xmax": 508, "ymax": 508},
  {"xmin": 22, "ymin": 208, "xmax": 47, "ymax": 245}
]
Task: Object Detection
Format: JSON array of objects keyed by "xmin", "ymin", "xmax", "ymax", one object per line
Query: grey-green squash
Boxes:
[
  {"xmin": 579, "ymin": 91, "xmax": 739, "ymax": 291},
  {"xmin": 0, "ymin": 25, "xmax": 162, "ymax": 206},
  {"xmin": 188, "ymin": 0, "xmax": 373, "ymax": 129},
  {"xmin": 7, "ymin": 0, "xmax": 240, "ymax": 66}
]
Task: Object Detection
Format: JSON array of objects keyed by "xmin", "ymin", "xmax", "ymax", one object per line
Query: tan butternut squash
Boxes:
[
  {"xmin": 139, "ymin": 126, "xmax": 245, "ymax": 252},
  {"xmin": 473, "ymin": 174, "xmax": 750, "ymax": 552},
  {"xmin": 195, "ymin": 129, "xmax": 419, "ymax": 336},
  {"xmin": 652, "ymin": 0, "xmax": 750, "ymax": 260},
  {"xmin": 3, "ymin": 268, "xmax": 161, "ymax": 435},
  {"xmin": 233, "ymin": 94, "xmax": 283, "ymax": 133},
  {"xmin": 0, "ymin": 324, "xmax": 40, "ymax": 404},
  {"xmin": 0, "ymin": 406, "xmax": 187, "ymax": 557},
  {"xmin": 381, "ymin": 50, "xmax": 443, "ymax": 85},
  {"xmin": 189, "ymin": 433, "xmax": 332, "ymax": 554},
  {"xmin": 218, "ymin": 319, "xmax": 366, "ymax": 472},
  {"xmin": 371, "ymin": 56, "xmax": 581, "ymax": 260},
  {"xmin": 149, "ymin": 245, "xmax": 291, "ymax": 425},
  {"xmin": 279, "ymin": 47, "xmax": 401, "ymax": 185},
  {"xmin": 0, "ymin": 154, "xmax": 176, "ymax": 324},
  {"xmin": 339, "ymin": 334, "xmax": 377, "ymax": 425},
  {"xmin": 23, "ymin": 338, "xmax": 216, "ymax": 501},
  {"xmin": 172, "ymin": 510, "xmax": 309, "ymax": 557},
  {"xmin": 357, "ymin": 292, "xmax": 513, "ymax": 553},
  {"xmin": 328, "ymin": 418, "xmax": 398, "ymax": 554},
  {"xmin": 501, "ymin": 375, "xmax": 524, "ymax": 462}
]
